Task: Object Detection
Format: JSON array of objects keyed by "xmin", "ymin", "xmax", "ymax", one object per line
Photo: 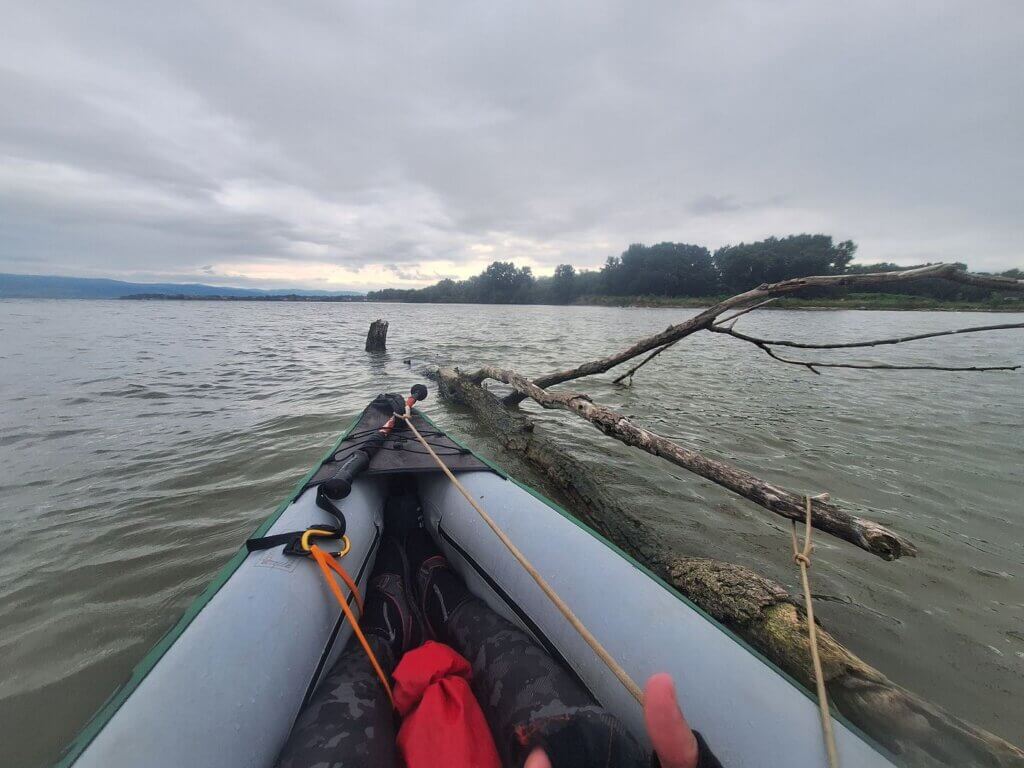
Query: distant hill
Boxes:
[{"xmin": 0, "ymin": 273, "xmax": 363, "ymax": 299}]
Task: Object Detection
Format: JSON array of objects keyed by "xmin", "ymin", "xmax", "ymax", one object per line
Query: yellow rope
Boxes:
[
  {"xmin": 792, "ymin": 494, "xmax": 840, "ymax": 768},
  {"xmin": 397, "ymin": 409, "xmax": 644, "ymax": 703}
]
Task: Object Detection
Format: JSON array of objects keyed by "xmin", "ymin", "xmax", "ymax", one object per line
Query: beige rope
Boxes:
[
  {"xmin": 792, "ymin": 493, "xmax": 840, "ymax": 768},
  {"xmin": 397, "ymin": 409, "xmax": 644, "ymax": 703}
]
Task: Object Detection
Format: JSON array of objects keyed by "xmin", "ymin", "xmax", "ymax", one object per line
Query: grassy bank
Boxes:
[{"xmin": 574, "ymin": 292, "xmax": 1024, "ymax": 312}]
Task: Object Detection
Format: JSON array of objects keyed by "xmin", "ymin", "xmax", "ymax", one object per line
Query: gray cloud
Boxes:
[{"xmin": 1, "ymin": 1, "xmax": 1021, "ymax": 290}]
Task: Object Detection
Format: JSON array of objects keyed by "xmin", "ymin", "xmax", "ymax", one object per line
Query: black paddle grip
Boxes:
[
  {"xmin": 321, "ymin": 450, "xmax": 369, "ymax": 499},
  {"xmin": 321, "ymin": 432, "xmax": 386, "ymax": 498}
]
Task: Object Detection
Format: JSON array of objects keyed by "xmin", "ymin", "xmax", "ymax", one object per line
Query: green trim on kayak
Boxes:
[
  {"xmin": 421, "ymin": 410, "xmax": 893, "ymax": 762},
  {"xmin": 55, "ymin": 414, "xmax": 363, "ymax": 768}
]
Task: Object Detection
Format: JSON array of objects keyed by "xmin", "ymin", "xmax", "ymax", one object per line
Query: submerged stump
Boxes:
[{"xmin": 365, "ymin": 319, "xmax": 388, "ymax": 351}]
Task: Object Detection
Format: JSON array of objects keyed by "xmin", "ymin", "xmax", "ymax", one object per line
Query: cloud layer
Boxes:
[{"xmin": 2, "ymin": 1, "xmax": 1021, "ymax": 289}]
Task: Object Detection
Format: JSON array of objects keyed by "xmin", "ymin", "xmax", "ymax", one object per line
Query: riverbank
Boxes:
[
  {"xmin": 95, "ymin": 292, "xmax": 1022, "ymax": 310},
  {"xmin": 574, "ymin": 292, "xmax": 1024, "ymax": 311}
]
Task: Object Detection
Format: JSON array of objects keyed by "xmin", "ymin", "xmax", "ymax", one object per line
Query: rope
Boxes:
[
  {"xmin": 791, "ymin": 494, "xmax": 840, "ymax": 768},
  {"xmin": 309, "ymin": 543, "xmax": 395, "ymax": 707},
  {"xmin": 396, "ymin": 410, "xmax": 645, "ymax": 704}
]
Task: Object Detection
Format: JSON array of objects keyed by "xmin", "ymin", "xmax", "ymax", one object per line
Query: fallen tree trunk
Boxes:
[
  {"xmin": 435, "ymin": 367, "xmax": 1024, "ymax": 768},
  {"xmin": 467, "ymin": 364, "xmax": 916, "ymax": 561}
]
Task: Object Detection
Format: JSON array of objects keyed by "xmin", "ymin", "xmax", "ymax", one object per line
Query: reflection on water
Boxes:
[{"xmin": 0, "ymin": 299, "xmax": 1021, "ymax": 764}]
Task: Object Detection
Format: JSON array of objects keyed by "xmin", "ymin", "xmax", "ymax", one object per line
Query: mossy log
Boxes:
[{"xmin": 435, "ymin": 366, "xmax": 1024, "ymax": 768}]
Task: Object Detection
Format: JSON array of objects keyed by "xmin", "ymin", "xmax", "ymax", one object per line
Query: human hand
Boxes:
[{"xmin": 523, "ymin": 673, "xmax": 698, "ymax": 768}]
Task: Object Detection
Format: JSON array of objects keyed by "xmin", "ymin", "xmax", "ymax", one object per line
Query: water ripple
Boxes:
[{"xmin": 0, "ymin": 300, "xmax": 1022, "ymax": 765}]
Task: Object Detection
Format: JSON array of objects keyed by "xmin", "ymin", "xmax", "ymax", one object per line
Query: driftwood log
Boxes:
[
  {"xmin": 465, "ymin": 365, "xmax": 916, "ymax": 560},
  {"xmin": 435, "ymin": 367, "xmax": 1024, "ymax": 768},
  {"xmin": 365, "ymin": 319, "xmax": 389, "ymax": 351}
]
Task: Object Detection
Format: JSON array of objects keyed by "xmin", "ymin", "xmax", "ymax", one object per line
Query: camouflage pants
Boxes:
[
  {"xmin": 277, "ymin": 598, "xmax": 645, "ymax": 767},
  {"xmin": 276, "ymin": 633, "xmax": 398, "ymax": 768},
  {"xmin": 444, "ymin": 597, "xmax": 646, "ymax": 768}
]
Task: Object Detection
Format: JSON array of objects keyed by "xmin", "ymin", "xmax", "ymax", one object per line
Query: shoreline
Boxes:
[
  {"xmin": 571, "ymin": 295, "xmax": 1024, "ymax": 312},
  {"xmin": 1, "ymin": 294, "xmax": 1018, "ymax": 312},
  {"xmin": 365, "ymin": 294, "xmax": 1024, "ymax": 312}
]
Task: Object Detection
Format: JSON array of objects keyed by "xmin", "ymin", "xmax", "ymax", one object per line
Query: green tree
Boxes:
[
  {"xmin": 600, "ymin": 243, "xmax": 718, "ymax": 296},
  {"xmin": 477, "ymin": 261, "xmax": 535, "ymax": 303},
  {"xmin": 713, "ymin": 235, "xmax": 855, "ymax": 293},
  {"xmin": 552, "ymin": 264, "xmax": 577, "ymax": 303}
]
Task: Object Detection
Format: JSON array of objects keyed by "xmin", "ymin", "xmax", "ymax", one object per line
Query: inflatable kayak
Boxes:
[{"xmin": 57, "ymin": 389, "xmax": 897, "ymax": 768}]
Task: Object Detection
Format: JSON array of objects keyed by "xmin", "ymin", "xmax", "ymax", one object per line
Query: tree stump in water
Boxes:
[{"xmin": 365, "ymin": 319, "xmax": 388, "ymax": 351}]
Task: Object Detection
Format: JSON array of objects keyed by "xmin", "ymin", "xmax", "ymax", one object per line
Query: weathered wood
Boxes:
[
  {"xmin": 712, "ymin": 321, "xmax": 1024, "ymax": 351},
  {"xmin": 466, "ymin": 365, "xmax": 916, "ymax": 560},
  {"xmin": 613, "ymin": 298, "xmax": 778, "ymax": 384},
  {"xmin": 435, "ymin": 368, "xmax": 1024, "ymax": 768},
  {"xmin": 708, "ymin": 321, "xmax": 1024, "ymax": 373},
  {"xmin": 506, "ymin": 264, "xmax": 1024, "ymax": 400},
  {"xmin": 365, "ymin": 319, "xmax": 388, "ymax": 351}
]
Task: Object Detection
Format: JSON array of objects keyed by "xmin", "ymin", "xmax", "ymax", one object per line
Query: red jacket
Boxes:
[{"xmin": 393, "ymin": 640, "xmax": 501, "ymax": 768}]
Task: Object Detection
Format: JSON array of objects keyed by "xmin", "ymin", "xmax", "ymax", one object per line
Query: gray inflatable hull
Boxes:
[{"xmin": 61, "ymin": 412, "xmax": 895, "ymax": 768}]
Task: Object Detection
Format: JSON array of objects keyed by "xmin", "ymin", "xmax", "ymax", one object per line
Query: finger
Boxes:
[
  {"xmin": 644, "ymin": 673, "xmax": 699, "ymax": 768},
  {"xmin": 524, "ymin": 746, "xmax": 552, "ymax": 768}
]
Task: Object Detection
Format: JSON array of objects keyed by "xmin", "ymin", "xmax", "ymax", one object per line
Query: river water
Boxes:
[{"xmin": 0, "ymin": 299, "xmax": 1021, "ymax": 765}]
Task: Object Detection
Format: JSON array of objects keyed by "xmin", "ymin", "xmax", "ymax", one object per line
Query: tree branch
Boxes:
[
  {"xmin": 710, "ymin": 320, "xmax": 1024, "ymax": 350},
  {"xmin": 612, "ymin": 339, "xmax": 680, "ymax": 385},
  {"xmin": 943, "ymin": 270, "xmax": 1024, "ymax": 292},
  {"xmin": 710, "ymin": 324, "xmax": 1023, "ymax": 373},
  {"xmin": 470, "ymin": 365, "xmax": 917, "ymax": 560},
  {"xmin": 712, "ymin": 297, "xmax": 780, "ymax": 327},
  {"xmin": 611, "ymin": 297, "xmax": 782, "ymax": 385},
  {"xmin": 504, "ymin": 263, "xmax": 1005, "ymax": 403}
]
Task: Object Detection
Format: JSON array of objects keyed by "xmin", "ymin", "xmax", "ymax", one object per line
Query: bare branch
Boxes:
[
  {"xmin": 944, "ymin": 270, "xmax": 1024, "ymax": 292},
  {"xmin": 712, "ymin": 297, "xmax": 779, "ymax": 327},
  {"xmin": 710, "ymin": 320, "xmax": 1024, "ymax": 350},
  {"xmin": 612, "ymin": 339, "xmax": 679, "ymax": 385},
  {"xmin": 472, "ymin": 365, "xmax": 917, "ymax": 560},
  {"xmin": 501, "ymin": 264, "xmax": 1024, "ymax": 403},
  {"xmin": 505, "ymin": 263, "xmax": 976, "ymax": 403},
  {"xmin": 710, "ymin": 324, "xmax": 1022, "ymax": 373},
  {"xmin": 612, "ymin": 297, "xmax": 783, "ymax": 385}
]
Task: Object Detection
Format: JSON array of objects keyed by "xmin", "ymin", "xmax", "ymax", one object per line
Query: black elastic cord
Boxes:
[{"xmin": 245, "ymin": 485, "xmax": 347, "ymax": 555}]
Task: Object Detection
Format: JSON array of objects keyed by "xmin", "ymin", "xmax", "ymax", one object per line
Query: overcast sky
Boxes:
[{"xmin": 1, "ymin": 1, "xmax": 1021, "ymax": 290}]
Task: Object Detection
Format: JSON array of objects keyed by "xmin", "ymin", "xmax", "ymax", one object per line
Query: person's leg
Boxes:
[
  {"xmin": 276, "ymin": 538, "xmax": 421, "ymax": 768},
  {"xmin": 276, "ymin": 632, "xmax": 398, "ymax": 768},
  {"xmin": 407, "ymin": 529, "xmax": 646, "ymax": 768}
]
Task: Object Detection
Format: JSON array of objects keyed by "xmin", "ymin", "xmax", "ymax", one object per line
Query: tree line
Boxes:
[{"xmin": 366, "ymin": 234, "xmax": 1022, "ymax": 305}]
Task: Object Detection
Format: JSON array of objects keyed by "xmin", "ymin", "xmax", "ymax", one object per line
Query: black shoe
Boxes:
[
  {"xmin": 405, "ymin": 528, "xmax": 473, "ymax": 640},
  {"xmin": 361, "ymin": 537, "xmax": 423, "ymax": 660}
]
